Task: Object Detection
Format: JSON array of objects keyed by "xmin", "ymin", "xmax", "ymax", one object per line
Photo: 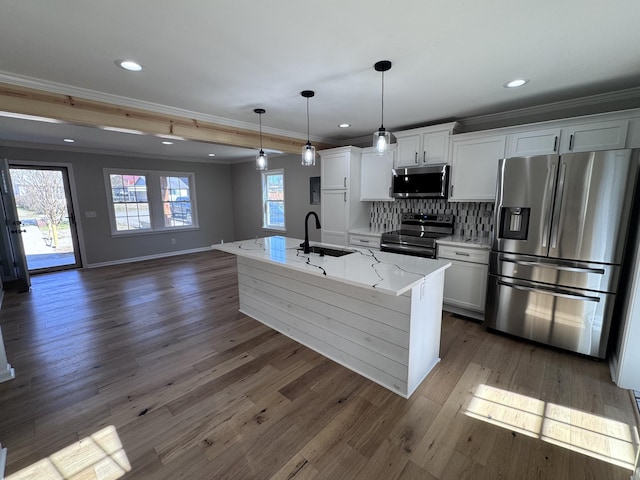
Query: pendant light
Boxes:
[
  {"xmin": 373, "ymin": 60, "xmax": 392, "ymax": 155},
  {"xmin": 254, "ymin": 108, "xmax": 268, "ymax": 171},
  {"xmin": 301, "ymin": 90, "xmax": 316, "ymax": 166}
]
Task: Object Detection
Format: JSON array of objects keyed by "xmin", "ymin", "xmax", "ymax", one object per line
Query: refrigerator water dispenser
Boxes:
[{"xmin": 499, "ymin": 207, "xmax": 530, "ymax": 240}]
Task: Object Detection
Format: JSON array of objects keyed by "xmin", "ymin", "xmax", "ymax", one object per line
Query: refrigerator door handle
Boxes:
[
  {"xmin": 498, "ymin": 256, "xmax": 606, "ymax": 275},
  {"xmin": 497, "ymin": 280, "xmax": 601, "ymax": 303},
  {"xmin": 541, "ymin": 163, "xmax": 558, "ymax": 249},
  {"xmin": 550, "ymin": 162, "xmax": 567, "ymax": 249}
]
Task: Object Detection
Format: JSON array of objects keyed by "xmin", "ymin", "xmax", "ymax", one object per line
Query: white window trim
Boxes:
[
  {"xmin": 104, "ymin": 168, "xmax": 199, "ymax": 236},
  {"xmin": 261, "ymin": 169, "xmax": 286, "ymax": 232}
]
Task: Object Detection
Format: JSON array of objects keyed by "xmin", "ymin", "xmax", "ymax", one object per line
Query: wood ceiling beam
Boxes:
[{"xmin": 0, "ymin": 83, "xmax": 336, "ymax": 154}]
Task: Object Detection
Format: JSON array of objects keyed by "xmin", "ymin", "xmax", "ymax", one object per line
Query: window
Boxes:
[
  {"xmin": 105, "ymin": 169, "xmax": 197, "ymax": 234},
  {"xmin": 262, "ymin": 169, "xmax": 285, "ymax": 230}
]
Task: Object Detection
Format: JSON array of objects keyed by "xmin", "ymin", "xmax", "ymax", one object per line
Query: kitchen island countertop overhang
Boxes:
[
  {"xmin": 213, "ymin": 236, "xmax": 451, "ymax": 398},
  {"xmin": 213, "ymin": 236, "xmax": 451, "ymax": 296}
]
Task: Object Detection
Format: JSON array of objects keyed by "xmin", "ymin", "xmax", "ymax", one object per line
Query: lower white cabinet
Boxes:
[
  {"xmin": 437, "ymin": 244, "xmax": 489, "ymax": 320},
  {"xmin": 349, "ymin": 232, "xmax": 381, "ymax": 250},
  {"xmin": 321, "ymin": 190, "xmax": 348, "ymax": 246}
]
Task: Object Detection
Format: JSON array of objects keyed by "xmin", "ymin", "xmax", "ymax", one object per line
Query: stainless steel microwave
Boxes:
[{"xmin": 390, "ymin": 164, "xmax": 449, "ymax": 199}]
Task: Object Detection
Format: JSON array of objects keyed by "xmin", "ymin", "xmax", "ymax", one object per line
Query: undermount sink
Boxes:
[{"xmin": 304, "ymin": 245, "xmax": 355, "ymax": 257}]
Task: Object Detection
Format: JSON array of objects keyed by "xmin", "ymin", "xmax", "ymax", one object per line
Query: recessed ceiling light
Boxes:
[
  {"xmin": 161, "ymin": 141, "xmax": 173, "ymax": 145},
  {"xmin": 156, "ymin": 134, "xmax": 186, "ymax": 141},
  {"xmin": 100, "ymin": 126, "xmax": 145, "ymax": 135},
  {"xmin": 63, "ymin": 138, "xmax": 75, "ymax": 143},
  {"xmin": 116, "ymin": 59, "xmax": 143, "ymax": 72},
  {"xmin": 504, "ymin": 78, "xmax": 529, "ymax": 88},
  {"xmin": 338, "ymin": 123, "xmax": 351, "ymax": 128},
  {"xmin": 208, "ymin": 153, "xmax": 216, "ymax": 157},
  {"xmin": 0, "ymin": 111, "xmax": 63, "ymax": 123}
]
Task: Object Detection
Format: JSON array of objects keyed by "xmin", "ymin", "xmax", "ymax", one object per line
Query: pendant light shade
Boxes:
[
  {"xmin": 254, "ymin": 108, "xmax": 268, "ymax": 171},
  {"xmin": 373, "ymin": 60, "xmax": 392, "ymax": 155},
  {"xmin": 301, "ymin": 90, "xmax": 316, "ymax": 166}
]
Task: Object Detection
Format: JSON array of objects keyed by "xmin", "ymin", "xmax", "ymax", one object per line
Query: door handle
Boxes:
[
  {"xmin": 541, "ymin": 163, "xmax": 557, "ymax": 248},
  {"xmin": 550, "ymin": 163, "xmax": 566, "ymax": 249},
  {"xmin": 499, "ymin": 256, "xmax": 605, "ymax": 275},
  {"xmin": 497, "ymin": 280, "xmax": 600, "ymax": 302}
]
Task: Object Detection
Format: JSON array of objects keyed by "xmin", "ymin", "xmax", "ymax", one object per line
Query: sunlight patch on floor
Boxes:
[
  {"xmin": 465, "ymin": 384, "xmax": 639, "ymax": 471},
  {"xmin": 6, "ymin": 425, "xmax": 131, "ymax": 480}
]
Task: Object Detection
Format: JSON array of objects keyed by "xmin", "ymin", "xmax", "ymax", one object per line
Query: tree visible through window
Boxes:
[
  {"xmin": 262, "ymin": 169, "xmax": 285, "ymax": 230},
  {"xmin": 160, "ymin": 175, "xmax": 193, "ymax": 227}
]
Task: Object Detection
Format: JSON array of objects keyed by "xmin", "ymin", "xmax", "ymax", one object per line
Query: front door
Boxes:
[
  {"xmin": 0, "ymin": 159, "xmax": 30, "ymax": 291},
  {"xmin": 7, "ymin": 164, "xmax": 82, "ymax": 273}
]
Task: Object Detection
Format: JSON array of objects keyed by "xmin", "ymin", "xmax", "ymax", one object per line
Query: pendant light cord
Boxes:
[
  {"xmin": 380, "ymin": 70, "xmax": 385, "ymax": 128},
  {"xmin": 306, "ymin": 97, "xmax": 310, "ymax": 143},
  {"xmin": 259, "ymin": 112, "xmax": 263, "ymax": 150}
]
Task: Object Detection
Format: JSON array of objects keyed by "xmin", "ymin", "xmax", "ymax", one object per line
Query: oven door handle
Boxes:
[{"xmin": 380, "ymin": 243, "xmax": 435, "ymax": 257}]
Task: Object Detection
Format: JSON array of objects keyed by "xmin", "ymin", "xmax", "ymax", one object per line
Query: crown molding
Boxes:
[
  {"xmin": 460, "ymin": 86, "xmax": 640, "ymax": 131},
  {"xmin": 0, "ymin": 71, "xmax": 333, "ymax": 144}
]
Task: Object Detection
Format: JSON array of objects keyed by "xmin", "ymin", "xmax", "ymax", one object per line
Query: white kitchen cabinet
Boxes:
[
  {"xmin": 349, "ymin": 231, "xmax": 381, "ymax": 250},
  {"xmin": 437, "ymin": 244, "xmax": 489, "ymax": 320},
  {"xmin": 449, "ymin": 134, "xmax": 506, "ymax": 202},
  {"xmin": 506, "ymin": 120, "xmax": 628, "ymax": 157},
  {"xmin": 320, "ymin": 146, "xmax": 368, "ymax": 247},
  {"xmin": 360, "ymin": 146, "xmax": 395, "ymax": 201},
  {"xmin": 394, "ymin": 122, "xmax": 459, "ymax": 168},
  {"xmin": 559, "ymin": 119, "xmax": 628, "ymax": 153},
  {"xmin": 507, "ymin": 128, "xmax": 562, "ymax": 157}
]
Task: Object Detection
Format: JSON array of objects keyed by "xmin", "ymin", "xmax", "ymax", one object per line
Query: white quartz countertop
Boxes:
[
  {"xmin": 213, "ymin": 236, "xmax": 450, "ymax": 296},
  {"xmin": 436, "ymin": 235, "xmax": 492, "ymax": 250}
]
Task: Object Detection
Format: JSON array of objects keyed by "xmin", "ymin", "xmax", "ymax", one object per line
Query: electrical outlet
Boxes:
[{"xmin": 85, "ymin": 211, "xmax": 97, "ymax": 218}]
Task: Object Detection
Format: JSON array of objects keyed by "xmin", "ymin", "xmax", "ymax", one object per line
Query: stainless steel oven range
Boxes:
[{"xmin": 380, "ymin": 213, "xmax": 454, "ymax": 258}]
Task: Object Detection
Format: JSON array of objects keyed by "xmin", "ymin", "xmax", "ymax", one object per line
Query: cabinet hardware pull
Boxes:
[
  {"xmin": 553, "ymin": 136, "xmax": 558, "ymax": 152},
  {"xmin": 423, "ymin": 151, "xmax": 426, "ymax": 163},
  {"xmin": 343, "ymin": 192, "xmax": 347, "ymax": 202},
  {"xmin": 360, "ymin": 239, "xmax": 370, "ymax": 243},
  {"xmin": 414, "ymin": 152, "xmax": 418, "ymax": 164},
  {"xmin": 569, "ymin": 134, "xmax": 574, "ymax": 150},
  {"xmin": 450, "ymin": 185, "xmax": 454, "ymax": 196},
  {"xmin": 343, "ymin": 177, "xmax": 347, "ymax": 188},
  {"xmin": 455, "ymin": 252, "xmax": 470, "ymax": 256}
]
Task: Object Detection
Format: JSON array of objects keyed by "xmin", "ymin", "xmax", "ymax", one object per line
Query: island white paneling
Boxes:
[{"xmin": 235, "ymin": 254, "xmax": 445, "ymax": 398}]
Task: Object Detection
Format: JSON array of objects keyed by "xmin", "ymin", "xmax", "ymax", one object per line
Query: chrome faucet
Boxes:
[{"xmin": 303, "ymin": 211, "xmax": 321, "ymax": 254}]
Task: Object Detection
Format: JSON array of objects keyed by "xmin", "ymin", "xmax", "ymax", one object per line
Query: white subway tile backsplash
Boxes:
[{"xmin": 370, "ymin": 199, "xmax": 494, "ymax": 237}]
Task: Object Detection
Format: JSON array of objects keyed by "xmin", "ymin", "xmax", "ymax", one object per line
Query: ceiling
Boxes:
[{"xmin": 1, "ymin": 0, "xmax": 640, "ymax": 162}]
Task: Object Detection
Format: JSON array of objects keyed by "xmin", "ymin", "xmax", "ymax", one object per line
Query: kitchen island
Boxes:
[{"xmin": 214, "ymin": 236, "xmax": 450, "ymax": 398}]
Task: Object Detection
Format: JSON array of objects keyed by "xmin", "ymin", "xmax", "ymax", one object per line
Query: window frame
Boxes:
[
  {"xmin": 104, "ymin": 168, "xmax": 198, "ymax": 236},
  {"xmin": 261, "ymin": 169, "xmax": 286, "ymax": 232}
]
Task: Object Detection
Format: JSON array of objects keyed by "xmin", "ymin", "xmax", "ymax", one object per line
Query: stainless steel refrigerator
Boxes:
[{"xmin": 486, "ymin": 149, "xmax": 639, "ymax": 358}]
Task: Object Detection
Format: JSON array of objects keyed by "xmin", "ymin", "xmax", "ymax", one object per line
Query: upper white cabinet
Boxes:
[
  {"xmin": 560, "ymin": 120, "xmax": 628, "ymax": 153},
  {"xmin": 360, "ymin": 146, "xmax": 395, "ymax": 201},
  {"xmin": 449, "ymin": 134, "xmax": 506, "ymax": 202},
  {"xmin": 394, "ymin": 122, "xmax": 459, "ymax": 168},
  {"xmin": 506, "ymin": 120, "xmax": 629, "ymax": 157},
  {"xmin": 319, "ymin": 146, "xmax": 369, "ymax": 246},
  {"xmin": 321, "ymin": 150, "xmax": 351, "ymax": 189}
]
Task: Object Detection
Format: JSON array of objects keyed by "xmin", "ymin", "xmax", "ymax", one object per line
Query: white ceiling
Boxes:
[{"xmin": 1, "ymin": 0, "xmax": 640, "ymax": 162}]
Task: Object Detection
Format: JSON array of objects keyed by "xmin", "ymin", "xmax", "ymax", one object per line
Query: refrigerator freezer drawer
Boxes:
[
  {"xmin": 486, "ymin": 275, "xmax": 615, "ymax": 358},
  {"xmin": 489, "ymin": 252, "xmax": 620, "ymax": 293}
]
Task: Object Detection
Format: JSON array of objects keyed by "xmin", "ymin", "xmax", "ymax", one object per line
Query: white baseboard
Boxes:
[
  {"xmin": 0, "ymin": 363, "xmax": 14, "ymax": 384},
  {"xmin": 86, "ymin": 246, "xmax": 214, "ymax": 269}
]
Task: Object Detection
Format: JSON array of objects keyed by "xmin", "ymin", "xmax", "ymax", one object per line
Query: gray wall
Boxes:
[
  {"xmin": 231, "ymin": 154, "xmax": 321, "ymax": 242},
  {"xmin": 0, "ymin": 146, "xmax": 235, "ymax": 265}
]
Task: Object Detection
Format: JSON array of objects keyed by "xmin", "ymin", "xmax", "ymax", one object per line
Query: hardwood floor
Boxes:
[{"xmin": 0, "ymin": 250, "xmax": 638, "ymax": 479}]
